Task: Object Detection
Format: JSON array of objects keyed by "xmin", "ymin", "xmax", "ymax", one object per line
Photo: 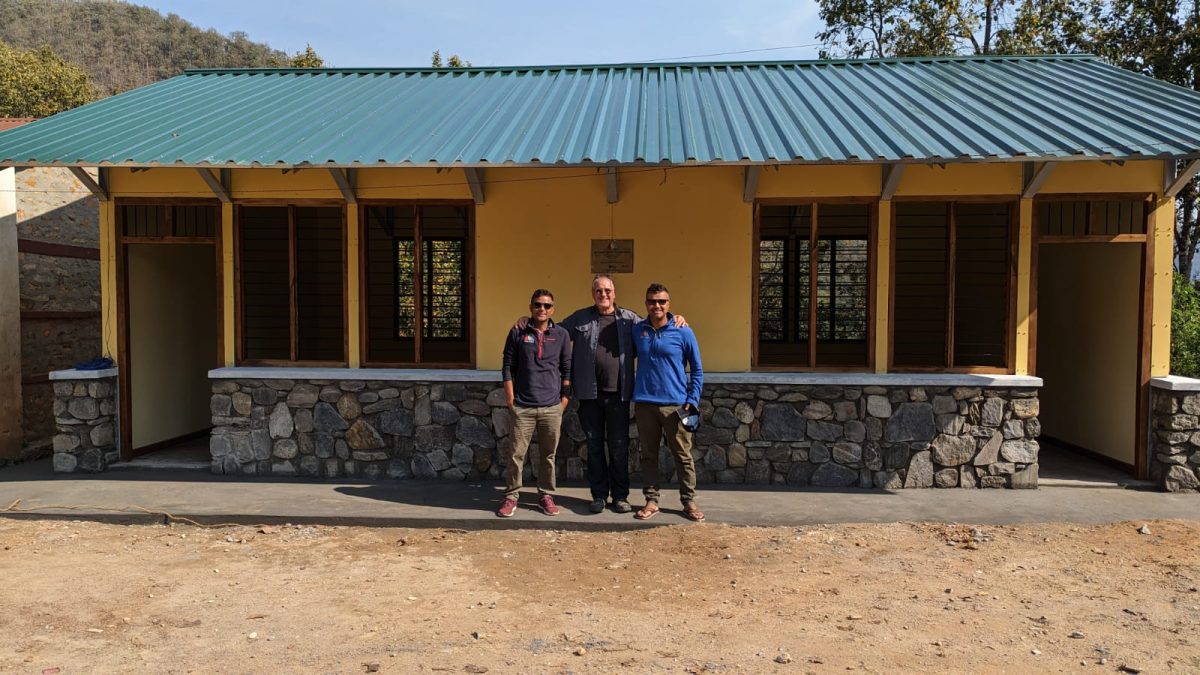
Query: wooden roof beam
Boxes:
[
  {"xmin": 1021, "ymin": 161, "xmax": 1057, "ymax": 199},
  {"xmin": 329, "ymin": 168, "xmax": 357, "ymax": 204},
  {"xmin": 606, "ymin": 167, "xmax": 619, "ymax": 204},
  {"xmin": 743, "ymin": 166, "xmax": 760, "ymax": 203},
  {"xmin": 1164, "ymin": 158, "xmax": 1200, "ymax": 199},
  {"xmin": 195, "ymin": 168, "xmax": 230, "ymax": 202},
  {"xmin": 881, "ymin": 164, "xmax": 904, "ymax": 200},
  {"xmin": 68, "ymin": 167, "xmax": 108, "ymax": 201},
  {"xmin": 464, "ymin": 168, "xmax": 484, "ymax": 205}
]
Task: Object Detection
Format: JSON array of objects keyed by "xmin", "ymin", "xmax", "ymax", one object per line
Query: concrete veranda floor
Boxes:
[{"xmin": 0, "ymin": 457, "xmax": 1196, "ymax": 529}]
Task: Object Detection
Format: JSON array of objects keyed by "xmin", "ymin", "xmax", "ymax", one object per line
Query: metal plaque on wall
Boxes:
[{"xmin": 591, "ymin": 239, "xmax": 634, "ymax": 273}]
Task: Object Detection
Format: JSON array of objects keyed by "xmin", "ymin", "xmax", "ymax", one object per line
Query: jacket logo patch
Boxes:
[{"xmin": 523, "ymin": 335, "xmax": 535, "ymax": 343}]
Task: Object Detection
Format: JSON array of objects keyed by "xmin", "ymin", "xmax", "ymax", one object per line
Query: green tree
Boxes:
[
  {"xmin": 0, "ymin": 40, "xmax": 96, "ymax": 116},
  {"xmin": 431, "ymin": 50, "xmax": 471, "ymax": 68},
  {"xmin": 288, "ymin": 43, "xmax": 324, "ymax": 68},
  {"xmin": 1173, "ymin": 275, "xmax": 1200, "ymax": 377}
]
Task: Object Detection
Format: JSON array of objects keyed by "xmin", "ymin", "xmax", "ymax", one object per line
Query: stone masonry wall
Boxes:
[
  {"xmin": 18, "ymin": 167, "xmax": 102, "ymax": 454},
  {"xmin": 52, "ymin": 376, "xmax": 118, "ymax": 472},
  {"xmin": 1150, "ymin": 387, "xmax": 1200, "ymax": 492},
  {"xmin": 210, "ymin": 378, "xmax": 1040, "ymax": 488}
]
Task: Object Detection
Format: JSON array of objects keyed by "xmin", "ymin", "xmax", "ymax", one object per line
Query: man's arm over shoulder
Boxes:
[
  {"xmin": 682, "ymin": 327, "xmax": 704, "ymax": 406},
  {"xmin": 559, "ymin": 308, "xmax": 589, "ymax": 333}
]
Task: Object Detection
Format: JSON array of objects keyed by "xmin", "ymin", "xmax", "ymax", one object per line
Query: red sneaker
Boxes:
[
  {"xmin": 496, "ymin": 497, "xmax": 517, "ymax": 518},
  {"xmin": 538, "ymin": 494, "xmax": 560, "ymax": 516}
]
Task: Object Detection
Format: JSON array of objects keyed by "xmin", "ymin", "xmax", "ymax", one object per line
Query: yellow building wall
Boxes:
[
  {"xmin": 100, "ymin": 160, "xmax": 1167, "ymax": 375},
  {"xmin": 475, "ymin": 166, "xmax": 751, "ymax": 370},
  {"xmin": 1037, "ymin": 244, "xmax": 1142, "ymax": 464},
  {"xmin": 127, "ymin": 244, "xmax": 217, "ymax": 448}
]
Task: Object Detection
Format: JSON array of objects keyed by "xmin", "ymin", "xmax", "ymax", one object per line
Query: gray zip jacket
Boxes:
[{"xmin": 559, "ymin": 305, "xmax": 640, "ymax": 401}]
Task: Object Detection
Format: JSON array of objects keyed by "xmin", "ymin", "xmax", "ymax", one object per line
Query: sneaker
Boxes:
[
  {"xmin": 496, "ymin": 497, "xmax": 517, "ymax": 518},
  {"xmin": 612, "ymin": 499, "xmax": 633, "ymax": 514},
  {"xmin": 589, "ymin": 499, "xmax": 606, "ymax": 514},
  {"xmin": 538, "ymin": 494, "xmax": 560, "ymax": 516}
]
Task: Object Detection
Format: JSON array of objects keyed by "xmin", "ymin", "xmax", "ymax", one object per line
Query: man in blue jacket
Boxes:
[
  {"xmin": 498, "ymin": 289, "xmax": 571, "ymax": 518},
  {"xmin": 632, "ymin": 283, "xmax": 705, "ymax": 522}
]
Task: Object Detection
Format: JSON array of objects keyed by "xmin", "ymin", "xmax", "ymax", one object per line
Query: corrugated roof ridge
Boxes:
[{"xmin": 182, "ymin": 53, "xmax": 1097, "ymax": 76}]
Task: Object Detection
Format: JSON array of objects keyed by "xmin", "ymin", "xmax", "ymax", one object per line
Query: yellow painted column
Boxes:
[
  {"xmin": 346, "ymin": 205, "xmax": 361, "ymax": 367},
  {"xmin": 221, "ymin": 202, "xmax": 236, "ymax": 366},
  {"xmin": 874, "ymin": 200, "xmax": 892, "ymax": 373},
  {"xmin": 1013, "ymin": 199, "xmax": 1034, "ymax": 375},
  {"xmin": 100, "ymin": 198, "xmax": 119, "ymax": 361},
  {"xmin": 1150, "ymin": 197, "xmax": 1175, "ymax": 376}
]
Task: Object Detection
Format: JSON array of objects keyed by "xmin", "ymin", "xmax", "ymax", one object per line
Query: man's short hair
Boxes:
[
  {"xmin": 592, "ymin": 274, "xmax": 615, "ymax": 289},
  {"xmin": 530, "ymin": 288, "xmax": 554, "ymax": 304},
  {"xmin": 645, "ymin": 283, "xmax": 670, "ymax": 298}
]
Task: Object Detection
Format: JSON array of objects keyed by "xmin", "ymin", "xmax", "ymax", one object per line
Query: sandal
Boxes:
[
  {"xmin": 683, "ymin": 503, "xmax": 705, "ymax": 522},
  {"xmin": 634, "ymin": 502, "xmax": 660, "ymax": 520}
]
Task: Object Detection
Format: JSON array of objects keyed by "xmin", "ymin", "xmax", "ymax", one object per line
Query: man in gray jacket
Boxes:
[{"xmin": 559, "ymin": 275, "xmax": 640, "ymax": 513}]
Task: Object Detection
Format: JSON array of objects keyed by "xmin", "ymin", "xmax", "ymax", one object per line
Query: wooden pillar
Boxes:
[
  {"xmin": 0, "ymin": 168, "xmax": 22, "ymax": 459},
  {"xmin": 221, "ymin": 202, "xmax": 235, "ymax": 366},
  {"xmin": 1013, "ymin": 199, "xmax": 1034, "ymax": 375},
  {"xmin": 99, "ymin": 196, "xmax": 119, "ymax": 362},
  {"xmin": 873, "ymin": 200, "xmax": 892, "ymax": 373},
  {"xmin": 346, "ymin": 205, "xmax": 361, "ymax": 367},
  {"xmin": 1150, "ymin": 197, "xmax": 1175, "ymax": 376}
]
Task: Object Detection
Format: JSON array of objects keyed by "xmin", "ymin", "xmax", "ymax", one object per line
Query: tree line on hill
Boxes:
[{"xmin": 0, "ymin": 0, "xmax": 324, "ymax": 118}]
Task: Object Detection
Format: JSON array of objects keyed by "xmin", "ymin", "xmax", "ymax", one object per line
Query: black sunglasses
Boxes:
[
  {"xmin": 532, "ymin": 302, "xmax": 554, "ymax": 309},
  {"xmin": 646, "ymin": 298, "xmax": 670, "ymax": 305}
]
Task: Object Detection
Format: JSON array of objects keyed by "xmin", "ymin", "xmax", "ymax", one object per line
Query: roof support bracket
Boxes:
[
  {"xmin": 464, "ymin": 168, "xmax": 485, "ymax": 205},
  {"xmin": 743, "ymin": 166, "xmax": 760, "ymax": 203},
  {"xmin": 329, "ymin": 168, "xmax": 357, "ymax": 204},
  {"xmin": 606, "ymin": 167, "xmax": 619, "ymax": 204},
  {"xmin": 1021, "ymin": 161, "xmax": 1057, "ymax": 199},
  {"xmin": 881, "ymin": 164, "xmax": 904, "ymax": 200},
  {"xmin": 196, "ymin": 168, "xmax": 231, "ymax": 203},
  {"xmin": 69, "ymin": 167, "xmax": 108, "ymax": 201},
  {"xmin": 1164, "ymin": 158, "xmax": 1200, "ymax": 199}
]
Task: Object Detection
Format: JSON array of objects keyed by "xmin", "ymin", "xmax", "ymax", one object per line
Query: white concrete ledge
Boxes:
[
  {"xmin": 704, "ymin": 372, "xmax": 1041, "ymax": 387},
  {"xmin": 1150, "ymin": 375, "xmax": 1200, "ymax": 391},
  {"xmin": 209, "ymin": 367, "xmax": 1041, "ymax": 388},
  {"xmin": 209, "ymin": 367, "xmax": 502, "ymax": 382},
  {"xmin": 49, "ymin": 368, "xmax": 118, "ymax": 380}
]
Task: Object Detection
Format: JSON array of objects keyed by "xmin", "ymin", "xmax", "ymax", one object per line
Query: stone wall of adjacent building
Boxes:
[
  {"xmin": 52, "ymin": 375, "xmax": 118, "ymax": 472},
  {"xmin": 1149, "ymin": 386, "xmax": 1200, "ymax": 492},
  {"xmin": 17, "ymin": 167, "xmax": 102, "ymax": 457},
  {"xmin": 210, "ymin": 378, "xmax": 1041, "ymax": 488}
]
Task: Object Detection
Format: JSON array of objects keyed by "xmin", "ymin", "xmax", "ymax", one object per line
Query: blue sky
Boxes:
[{"xmin": 135, "ymin": 1, "xmax": 826, "ymax": 67}]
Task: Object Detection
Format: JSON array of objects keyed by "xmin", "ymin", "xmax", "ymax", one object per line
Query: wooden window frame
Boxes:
[
  {"xmin": 234, "ymin": 200, "xmax": 348, "ymax": 367},
  {"xmin": 752, "ymin": 197, "xmax": 877, "ymax": 372},
  {"xmin": 887, "ymin": 196, "xmax": 1017, "ymax": 375},
  {"xmin": 358, "ymin": 199, "xmax": 476, "ymax": 369}
]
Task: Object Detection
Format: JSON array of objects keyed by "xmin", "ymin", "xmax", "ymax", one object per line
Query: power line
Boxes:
[{"xmin": 638, "ymin": 43, "xmax": 824, "ymax": 63}]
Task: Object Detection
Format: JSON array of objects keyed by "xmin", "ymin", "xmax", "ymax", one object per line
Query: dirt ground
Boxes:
[{"xmin": 0, "ymin": 517, "xmax": 1197, "ymax": 674}]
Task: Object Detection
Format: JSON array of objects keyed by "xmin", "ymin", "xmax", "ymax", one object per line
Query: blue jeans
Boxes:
[{"xmin": 578, "ymin": 393, "xmax": 630, "ymax": 502}]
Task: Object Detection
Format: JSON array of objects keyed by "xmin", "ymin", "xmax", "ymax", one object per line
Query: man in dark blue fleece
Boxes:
[
  {"xmin": 497, "ymin": 289, "xmax": 571, "ymax": 518},
  {"xmin": 631, "ymin": 283, "xmax": 705, "ymax": 522}
]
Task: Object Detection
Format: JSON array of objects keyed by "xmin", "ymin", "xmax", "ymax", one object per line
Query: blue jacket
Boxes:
[{"xmin": 632, "ymin": 313, "xmax": 703, "ymax": 407}]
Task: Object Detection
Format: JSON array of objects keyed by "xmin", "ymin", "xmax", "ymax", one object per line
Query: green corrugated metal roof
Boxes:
[{"xmin": 2, "ymin": 54, "xmax": 1200, "ymax": 167}]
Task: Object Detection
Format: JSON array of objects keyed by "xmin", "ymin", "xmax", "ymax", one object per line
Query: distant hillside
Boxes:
[{"xmin": 0, "ymin": 0, "xmax": 299, "ymax": 94}]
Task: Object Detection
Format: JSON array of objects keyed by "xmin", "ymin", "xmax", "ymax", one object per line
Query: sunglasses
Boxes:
[
  {"xmin": 532, "ymin": 302, "xmax": 554, "ymax": 309},
  {"xmin": 646, "ymin": 298, "xmax": 670, "ymax": 306}
]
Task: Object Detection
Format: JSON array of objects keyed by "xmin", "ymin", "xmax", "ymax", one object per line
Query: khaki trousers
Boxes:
[
  {"xmin": 634, "ymin": 403, "xmax": 697, "ymax": 504},
  {"xmin": 503, "ymin": 405, "xmax": 563, "ymax": 498}
]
